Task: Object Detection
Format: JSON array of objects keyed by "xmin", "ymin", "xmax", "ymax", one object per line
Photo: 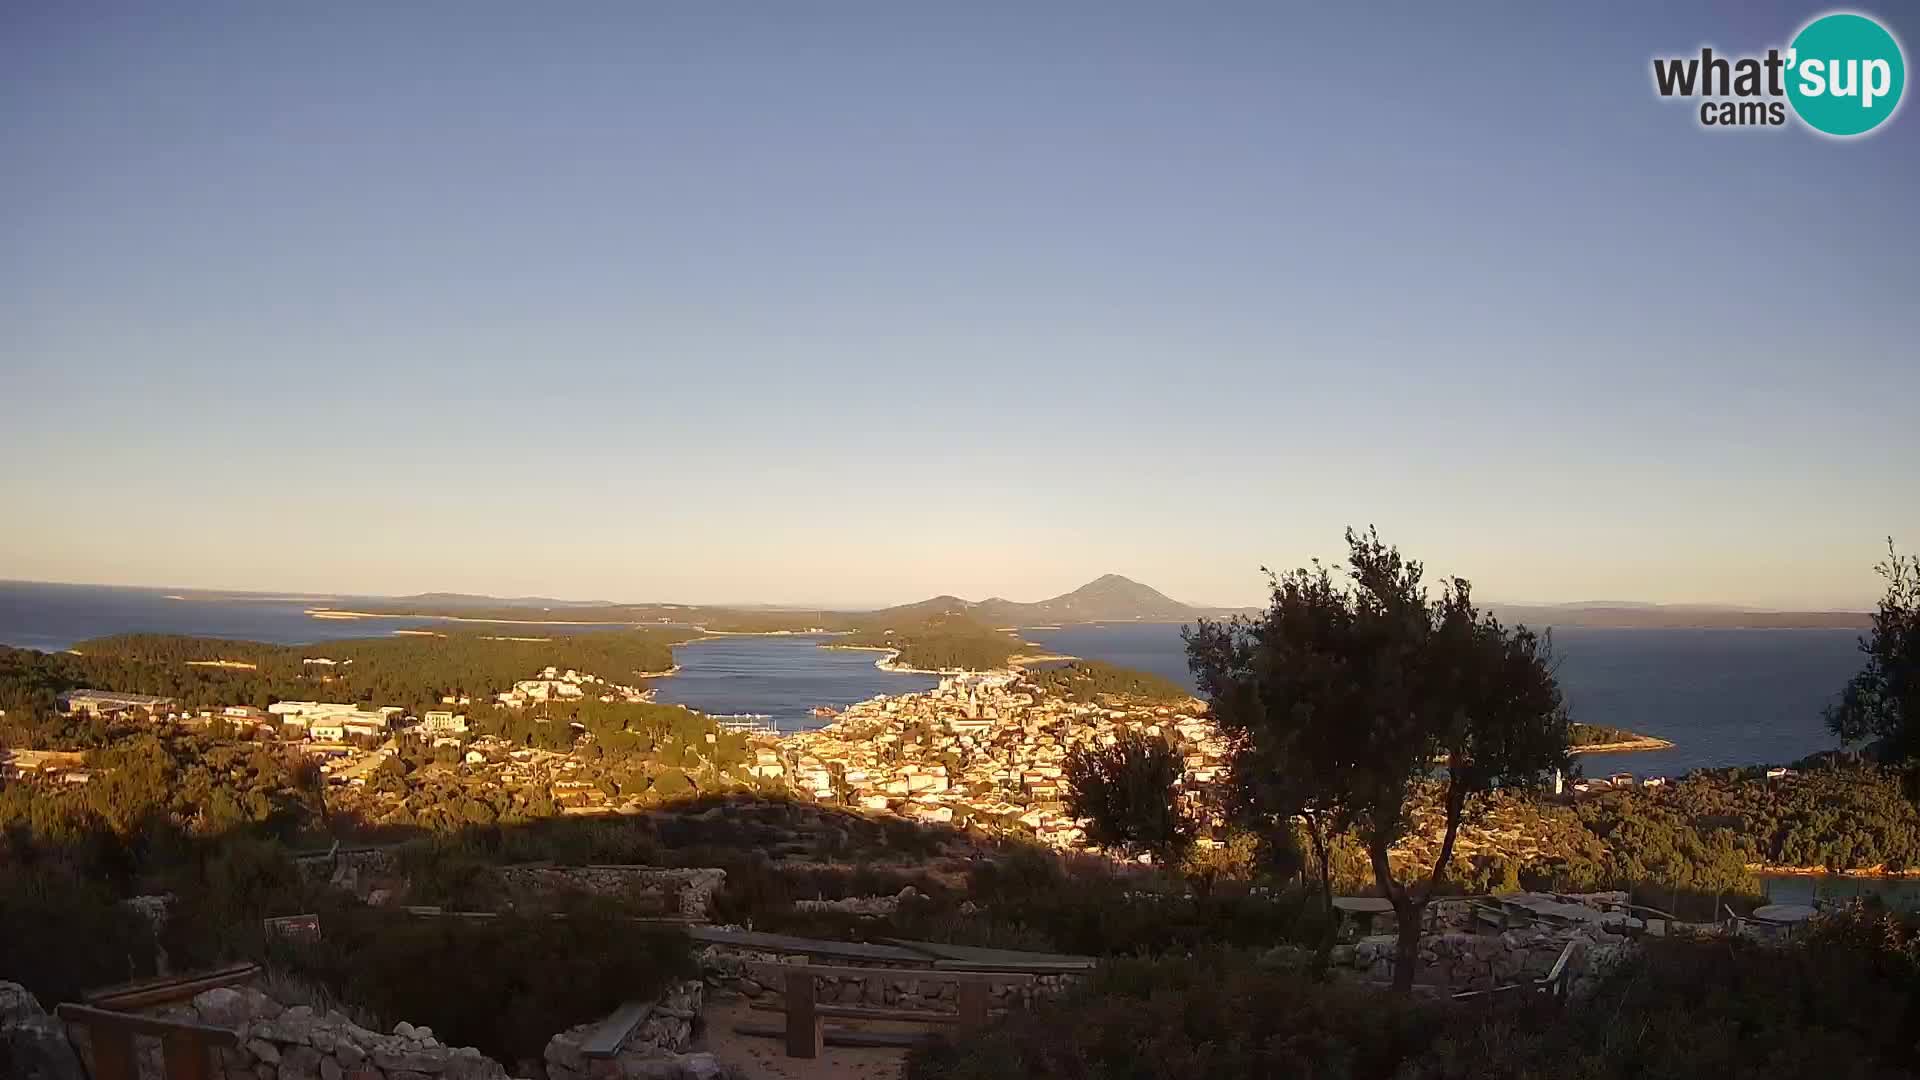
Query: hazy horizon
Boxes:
[
  {"xmin": 0, "ymin": 573, "xmax": 1881, "ymax": 616},
  {"xmin": 5, "ymin": 4, "xmax": 1916, "ymax": 610}
]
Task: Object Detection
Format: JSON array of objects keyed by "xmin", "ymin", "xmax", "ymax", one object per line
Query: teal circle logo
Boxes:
[{"xmin": 1787, "ymin": 13, "xmax": 1906, "ymax": 136}]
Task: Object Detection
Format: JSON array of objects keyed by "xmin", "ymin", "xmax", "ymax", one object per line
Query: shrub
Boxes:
[
  {"xmin": 926, "ymin": 848, "xmax": 1323, "ymax": 956},
  {"xmin": 1411, "ymin": 915, "xmax": 1920, "ymax": 1078},
  {"xmin": 274, "ymin": 902, "xmax": 693, "ymax": 1065},
  {"xmin": 160, "ymin": 832, "xmax": 314, "ymax": 968},
  {"xmin": 913, "ymin": 918, "xmax": 1920, "ymax": 1080},
  {"xmin": 907, "ymin": 948, "xmax": 1449, "ymax": 1080},
  {"xmin": 0, "ymin": 863, "xmax": 156, "ymax": 1003}
]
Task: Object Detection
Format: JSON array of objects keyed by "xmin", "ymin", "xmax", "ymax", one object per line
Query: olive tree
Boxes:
[
  {"xmin": 1063, "ymin": 728, "xmax": 1194, "ymax": 865},
  {"xmin": 1827, "ymin": 539, "xmax": 1920, "ymax": 764},
  {"xmin": 1186, "ymin": 527, "xmax": 1570, "ymax": 992}
]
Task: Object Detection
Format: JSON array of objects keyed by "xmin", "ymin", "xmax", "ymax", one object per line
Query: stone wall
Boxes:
[
  {"xmin": 1331, "ymin": 927, "xmax": 1632, "ymax": 997},
  {"xmin": 296, "ymin": 849, "xmax": 403, "ymax": 900},
  {"xmin": 65, "ymin": 985, "xmax": 509, "ymax": 1080},
  {"xmin": 542, "ymin": 981, "xmax": 718, "ymax": 1080},
  {"xmin": 697, "ymin": 943, "xmax": 1079, "ymax": 1014},
  {"xmin": 294, "ymin": 852, "xmax": 725, "ymax": 921},
  {"xmin": 491, "ymin": 867, "xmax": 725, "ymax": 922},
  {"xmin": 791, "ymin": 886, "xmax": 921, "ymax": 917}
]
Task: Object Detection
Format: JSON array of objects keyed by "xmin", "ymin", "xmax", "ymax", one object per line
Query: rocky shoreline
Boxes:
[
  {"xmin": 1749, "ymin": 863, "xmax": 1920, "ymax": 879},
  {"xmin": 1570, "ymin": 735, "xmax": 1675, "ymax": 754}
]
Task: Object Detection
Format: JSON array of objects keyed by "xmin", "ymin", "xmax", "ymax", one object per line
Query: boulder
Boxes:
[
  {"xmin": 280, "ymin": 1044, "xmax": 324, "ymax": 1080},
  {"xmin": 191, "ymin": 987, "xmax": 253, "ymax": 1030},
  {"xmin": 0, "ymin": 982, "xmax": 86, "ymax": 1080}
]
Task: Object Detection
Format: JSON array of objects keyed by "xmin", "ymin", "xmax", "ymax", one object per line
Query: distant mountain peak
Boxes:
[{"xmin": 968, "ymin": 574, "xmax": 1204, "ymax": 624}]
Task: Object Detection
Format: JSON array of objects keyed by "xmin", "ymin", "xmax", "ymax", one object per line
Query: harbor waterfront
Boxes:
[{"xmin": 648, "ymin": 634, "xmax": 939, "ymax": 732}]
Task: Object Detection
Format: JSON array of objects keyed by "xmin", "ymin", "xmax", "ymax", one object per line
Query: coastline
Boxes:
[
  {"xmin": 820, "ymin": 643, "xmax": 1003, "ymax": 677},
  {"xmin": 1751, "ymin": 863, "xmax": 1920, "ymax": 880},
  {"xmin": 820, "ymin": 643, "xmax": 1078, "ymax": 675},
  {"xmin": 1569, "ymin": 736, "xmax": 1676, "ymax": 754},
  {"xmin": 306, "ymin": 608, "xmax": 639, "ymax": 627},
  {"xmin": 692, "ymin": 629, "xmax": 847, "ymax": 638},
  {"xmin": 1008, "ymin": 652, "xmax": 1077, "ymax": 667}
]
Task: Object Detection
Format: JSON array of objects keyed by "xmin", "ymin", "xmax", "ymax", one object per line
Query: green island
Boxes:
[
  {"xmin": 1022, "ymin": 659, "xmax": 1191, "ymax": 703},
  {"xmin": 1568, "ymin": 721, "xmax": 1674, "ymax": 751},
  {"xmin": 833, "ymin": 612, "xmax": 1024, "ymax": 671},
  {"xmin": 8, "ymin": 628, "xmax": 689, "ymax": 713}
]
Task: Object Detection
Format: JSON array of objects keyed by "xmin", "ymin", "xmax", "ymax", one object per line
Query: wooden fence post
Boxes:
[
  {"xmin": 161, "ymin": 1030, "xmax": 212, "ymax": 1080},
  {"xmin": 87, "ymin": 1024, "xmax": 137, "ymax": 1080},
  {"xmin": 957, "ymin": 981, "xmax": 989, "ymax": 1028},
  {"xmin": 785, "ymin": 972, "xmax": 823, "ymax": 1059}
]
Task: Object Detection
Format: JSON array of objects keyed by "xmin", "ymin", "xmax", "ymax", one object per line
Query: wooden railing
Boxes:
[
  {"xmin": 84, "ymin": 963, "xmax": 260, "ymax": 1011},
  {"xmin": 56, "ymin": 1003, "xmax": 239, "ymax": 1080}
]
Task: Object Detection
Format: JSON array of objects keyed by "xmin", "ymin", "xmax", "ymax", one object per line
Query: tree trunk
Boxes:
[
  {"xmin": 1392, "ymin": 900, "xmax": 1423, "ymax": 993},
  {"xmin": 1307, "ymin": 817, "xmax": 1336, "ymax": 979},
  {"xmin": 1365, "ymin": 836, "xmax": 1421, "ymax": 993}
]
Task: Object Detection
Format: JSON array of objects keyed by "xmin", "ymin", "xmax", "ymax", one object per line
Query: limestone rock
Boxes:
[
  {"xmin": 0, "ymin": 982, "xmax": 86, "ymax": 1080},
  {"xmin": 280, "ymin": 1044, "xmax": 323, "ymax": 1080},
  {"xmin": 373, "ymin": 1047, "xmax": 448, "ymax": 1073},
  {"xmin": 191, "ymin": 987, "xmax": 252, "ymax": 1030}
]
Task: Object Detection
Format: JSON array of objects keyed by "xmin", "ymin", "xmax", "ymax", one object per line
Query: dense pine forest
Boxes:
[
  {"xmin": 0, "ymin": 628, "xmax": 690, "ymax": 719},
  {"xmin": 838, "ymin": 613, "xmax": 1022, "ymax": 670},
  {"xmin": 1024, "ymin": 660, "xmax": 1192, "ymax": 703}
]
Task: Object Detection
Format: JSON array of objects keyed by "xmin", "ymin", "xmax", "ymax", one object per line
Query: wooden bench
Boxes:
[
  {"xmin": 741, "ymin": 962, "xmax": 1036, "ymax": 1058},
  {"xmin": 57, "ymin": 1003, "xmax": 240, "ymax": 1080},
  {"xmin": 577, "ymin": 998, "xmax": 657, "ymax": 1060}
]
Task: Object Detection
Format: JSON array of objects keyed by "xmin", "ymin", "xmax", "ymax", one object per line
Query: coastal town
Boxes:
[
  {"xmin": 2, "ymin": 664, "xmax": 1230, "ymax": 855},
  {"xmin": 777, "ymin": 672, "xmax": 1228, "ymax": 848},
  {"xmin": 1, "ymin": 651, "xmax": 1703, "ymax": 860}
]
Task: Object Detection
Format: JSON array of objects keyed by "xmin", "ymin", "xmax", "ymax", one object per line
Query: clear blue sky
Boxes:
[{"xmin": 3, "ymin": 2, "xmax": 1915, "ymax": 609}]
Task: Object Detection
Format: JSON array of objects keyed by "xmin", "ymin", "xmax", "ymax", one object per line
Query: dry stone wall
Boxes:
[
  {"xmin": 493, "ymin": 867, "xmax": 724, "ymax": 921},
  {"xmin": 293, "ymin": 852, "xmax": 726, "ymax": 921},
  {"xmin": 65, "ymin": 985, "xmax": 510, "ymax": 1080},
  {"xmin": 790, "ymin": 886, "xmax": 921, "ymax": 917},
  {"xmin": 1332, "ymin": 927, "xmax": 1633, "ymax": 996},
  {"xmin": 697, "ymin": 943, "xmax": 1079, "ymax": 1013}
]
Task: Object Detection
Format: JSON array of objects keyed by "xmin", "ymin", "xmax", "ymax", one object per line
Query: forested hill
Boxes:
[
  {"xmin": 975, "ymin": 574, "xmax": 1207, "ymax": 623},
  {"xmin": 0, "ymin": 628, "xmax": 694, "ymax": 721},
  {"xmin": 864, "ymin": 575, "xmax": 1215, "ymax": 625},
  {"xmin": 323, "ymin": 574, "xmax": 1226, "ymax": 628},
  {"xmin": 837, "ymin": 612, "xmax": 1023, "ymax": 671}
]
